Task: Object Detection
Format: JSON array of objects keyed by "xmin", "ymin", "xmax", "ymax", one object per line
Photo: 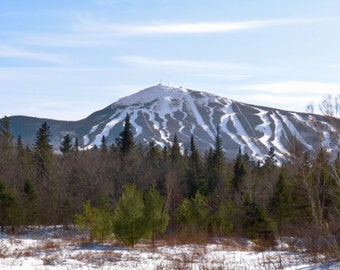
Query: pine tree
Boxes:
[
  {"xmin": 170, "ymin": 133, "xmax": 181, "ymax": 162},
  {"xmin": 264, "ymin": 147, "xmax": 277, "ymax": 167},
  {"xmin": 76, "ymin": 201, "xmax": 113, "ymax": 243},
  {"xmin": 33, "ymin": 122, "xmax": 53, "ymax": 177},
  {"xmin": 0, "ymin": 116, "xmax": 13, "ymax": 149},
  {"xmin": 144, "ymin": 186, "xmax": 169, "ymax": 247},
  {"xmin": 176, "ymin": 191, "xmax": 210, "ymax": 234},
  {"xmin": 207, "ymin": 127, "xmax": 225, "ymax": 193},
  {"xmin": 186, "ymin": 135, "xmax": 207, "ymax": 197},
  {"xmin": 16, "ymin": 135, "xmax": 24, "ymax": 154},
  {"xmin": 116, "ymin": 114, "xmax": 135, "ymax": 155},
  {"xmin": 213, "ymin": 127, "xmax": 225, "ymax": 166},
  {"xmin": 23, "ymin": 180, "xmax": 37, "ymax": 225},
  {"xmin": 147, "ymin": 141, "xmax": 161, "ymax": 160},
  {"xmin": 0, "ymin": 179, "xmax": 16, "ymax": 232},
  {"xmin": 100, "ymin": 135, "xmax": 107, "ymax": 153},
  {"xmin": 269, "ymin": 172, "xmax": 294, "ymax": 236},
  {"xmin": 112, "ymin": 184, "xmax": 145, "ymax": 247},
  {"xmin": 74, "ymin": 138, "xmax": 79, "ymax": 152},
  {"xmin": 60, "ymin": 134, "xmax": 73, "ymax": 155},
  {"xmin": 232, "ymin": 147, "xmax": 247, "ymax": 191},
  {"xmin": 242, "ymin": 195, "xmax": 273, "ymax": 239}
]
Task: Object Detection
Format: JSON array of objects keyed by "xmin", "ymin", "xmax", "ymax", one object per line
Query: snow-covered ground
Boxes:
[{"xmin": 0, "ymin": 227, "xmax": 339, "ymax": 270}]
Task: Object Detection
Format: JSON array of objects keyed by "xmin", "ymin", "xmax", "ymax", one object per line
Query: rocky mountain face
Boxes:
[{"xmin": 9, "ymin": 85, "xmax": 339, "ymax": 161}]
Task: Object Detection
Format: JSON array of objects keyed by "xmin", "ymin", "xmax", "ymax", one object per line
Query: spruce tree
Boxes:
[
  {"xmin": 100, "ymin": 135, "xmax": 107, "ymax": 153},
  {"xmin": 264, "ymin": 147, "xmax": 277, "ymax": 167},
  {"xmin": 232, "ymin": 147, "xmax": 247, "ymax": 192},
  {"xmin": 242, "ymin": 195, "xmax": 273, "ymax": 239},
  {"xmin": 269, "ymin": 173, "xmax": 294, "ymax": 236},
  {"xmin": 147, "ymin": 141, "xmax": 161, "ymax": 160},
  {"xmin": 116, "ymin": 114, "xmax": 135, "ymax": 155},
  {"xmin": 60, "ymin": 134, "xmax": 73, "ymax": 155},
  {"xmin": 207, "ymin": 127, "xmax": 225, "ymax": 193},
  {"xmin": 23, "ymin": 180, "xmax": 37, "ymax": 225},
  {"xmin": 0, "ymin": 116, "xmax": 13, "ymax": 148},
  {"xmin": 0, "ymin": 179, "xmax": 16, "ymax": 232},
  {"xmin": 170, "ymin": 133, "xmax": 181, "ymax": 162},
  {"xmin": 34, "ymin": 122, "xmax": 53, "ymax": 177},
  {"xmin": 187, "ymin": 135, "xmax": 207, "ymax": 197},
  {"xmin": 213, "ymin": 127, "xmax": 225, "ymax": 166},
  {"xmin": 74, "ymin": 138, "xmax": 79, "ymax": 151}
]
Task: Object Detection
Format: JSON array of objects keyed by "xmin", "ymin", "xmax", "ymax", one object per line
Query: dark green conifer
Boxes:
[
  {"xmin": 186, "ymin": 135, "xmax": 207, "ymax": 196},
  {"xmin": 100, "ymin": 135, "xmax": 107, "ymax": 153},
  {"xmin": 269, "ymin": 173, "xmax": 294, "ymax": 235},
  {"xmin": 116, "ymin": 114, "xmax": 135, "ymax": 155},
  {"xmin": 33, "ymin": 122, "xmax": 53, "ymax": 177},
  {"xmin": 60, "ymin": 134, "xmax": 73, "ymax": 155},
  {"xmin": 0, "ymin": 116, "xmax": 14, "ymax": 154},
  {"xmin": 232, "ymin": 147, "xmax": 247, "ymax": 191},
  {"xmin": 170, "ymin": 133, "xmax": 181, "ymax": 162}
]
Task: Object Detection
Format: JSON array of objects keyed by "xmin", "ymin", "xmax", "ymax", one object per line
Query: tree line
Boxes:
[{"xmin": 0, "ymin": 113, "xmax": 340, "ymax": 249}]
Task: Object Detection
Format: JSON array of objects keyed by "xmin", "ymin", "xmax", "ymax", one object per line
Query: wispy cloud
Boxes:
[
  {"xmin": 0, "ymin": 44, "xmax": 69, "ymax": 64},
  {"xmin": 21, "ymin": 17, "xmax": 330, "ymax": 48},
  {"xmin": 232, "ymin": 81, "xmax": 340, "ymax": 113},
  {"xmin": 238, "ymin": 81, "xmax": 340, "ymax": 95},
  {"xmin": 119, "ymin": 56, "xmax": 254, "ymax": 71},
  {"xmin": 76, "ymin": 18, "xmax": 323, "ymax": 35}
]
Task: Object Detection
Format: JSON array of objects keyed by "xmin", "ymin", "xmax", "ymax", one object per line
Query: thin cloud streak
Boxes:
[
  {"xmin": 119, "ymin": 56, "xmax": 255, "ymax": 71},
  {"xmin": 238, "ymin": 81, "xmax": 340, "ymax": 95},
  {"xmin": 21, "ymin": 18, "xmax": 332, "ymax": 48},
  {"xmin": 0, "ymin": 45, "xmax": 69, "ymax": 64},
  {"xmin": 77, "ymin": 18, "xmax": 325, "ymax": 35}
]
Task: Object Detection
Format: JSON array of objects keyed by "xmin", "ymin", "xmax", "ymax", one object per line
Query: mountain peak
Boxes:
[
  {"xmin": 115, "ymin": 84, "xmax": 189, "ymax": 106},
  {"xmin": 9, "ymin": 85, "xmax": 340, "ymax": 162}
]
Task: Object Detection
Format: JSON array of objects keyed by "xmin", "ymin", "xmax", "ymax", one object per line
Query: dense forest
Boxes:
[{"xmin": 0, "ymin": 112, "xmax": 340, "ymax": 249}]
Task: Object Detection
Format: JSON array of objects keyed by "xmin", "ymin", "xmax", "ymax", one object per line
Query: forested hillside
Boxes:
[{"xmin": 1, "ymin": 113, "xmax": 340, "ymax": 250}]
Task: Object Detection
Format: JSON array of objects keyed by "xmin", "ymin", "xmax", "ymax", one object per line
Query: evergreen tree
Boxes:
[
  {"xmin": 213, "ymin": 127, "xmax": 225, "ymax": 166},
  {"xmin": 33, "ymin": 122, "xmax": 53, "ymax": 177},
  {"xmin": 116, "ymin": 114, "xmax": 135, "ymax": 155},
  {"xmin": 100, "ymin": 135, "xmax": 107, "ymax": 153},
  {"xmin": 170, "ymin": 133, "xmax": 181, "ymax": 162},
  {"xmin": 144, "ymin": 186, "xmax": 169, "ymax": 247},
  {"xmin": 60, "ymin": 134, "xmax": 73, "ymax": 155},
  {"xmin": 242, "ymin": 195, "xmax": 273, "ymax": 239},
  {"xmin": 0, "ymin": 179, "xmax": 16, "ymax": 232},
  {"xmin": 0, "ymin": 116, "xmax": 13, "ymax": 148},
  {"xmin": 112, "ymin": 184, "xmax": 145, "ymax": 247},
  {"xmin": 23, "ymin": 180, "xmax": 37, "ymax": 225},
  {"xmin": 16, "ymin": 135, "xmax": 24, "ymax": 154},
  {"xmin": 176, "ymin": 192, "xmax": 210, "ymax": 234},
  {"xmin": 269, "ymin": 173, "xmax": 294, "ymax": 235},
  {"xmin": 231, "ymin": 147, "xmax": 247, "ymax": 191},
  {"xmin": 147, "ymin": 141, "xmax": 161, "ymax": 160},
  {"xmin": 76, "ymin": 201, "xmax": 113, "ymax": 243},
  {"xmin": 215, "ymin": 200, "xmax": 236, "ymax": 236},
  {"xmin": 74, "ymin": 138, "xmax": 79, "ymax": 151},
  {"xmin": 207, "ymin": 127, "xmax": 225, "ymax": 193},
  {"xmin": 264, "ymin": 147, "xmax": 277, "ymax": 167},
  {"xmin": 162, "ymin": 146, "xmax": 169, "ymax": 160},
  {"xmin": 186, "ymin": 135, "xmax": 207, "ymax": 197}
]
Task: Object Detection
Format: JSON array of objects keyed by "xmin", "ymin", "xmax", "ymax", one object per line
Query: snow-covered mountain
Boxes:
[{"xmin": 9, "ymin": 84, "xmax": 339, "ymax": 160}]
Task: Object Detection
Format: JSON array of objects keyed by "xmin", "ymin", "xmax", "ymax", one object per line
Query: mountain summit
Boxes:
[{"xmin": 9, "ymin": 85, "xmax": 339, "ymax": 161}]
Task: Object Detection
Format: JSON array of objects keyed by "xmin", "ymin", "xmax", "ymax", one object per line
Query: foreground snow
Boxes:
[{"xmin": 0, "ymin": 227, "xmax": 339, "ymax": 269}]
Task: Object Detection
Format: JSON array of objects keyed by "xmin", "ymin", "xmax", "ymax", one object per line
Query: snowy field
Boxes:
[{"xmin": 0, "ymin": 227, "xmax": 339, "ymax": 270}]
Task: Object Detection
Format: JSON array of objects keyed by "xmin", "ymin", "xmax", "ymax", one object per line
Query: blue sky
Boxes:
[{"xmin": 1, "ymin": 0, "xmax": 340, "ymax": 120}]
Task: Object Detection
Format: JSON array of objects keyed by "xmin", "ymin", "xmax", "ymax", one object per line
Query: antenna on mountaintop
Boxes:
[{"xmin": 159, "ymin": 79, "xmax": 162, "ymax": 85}]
